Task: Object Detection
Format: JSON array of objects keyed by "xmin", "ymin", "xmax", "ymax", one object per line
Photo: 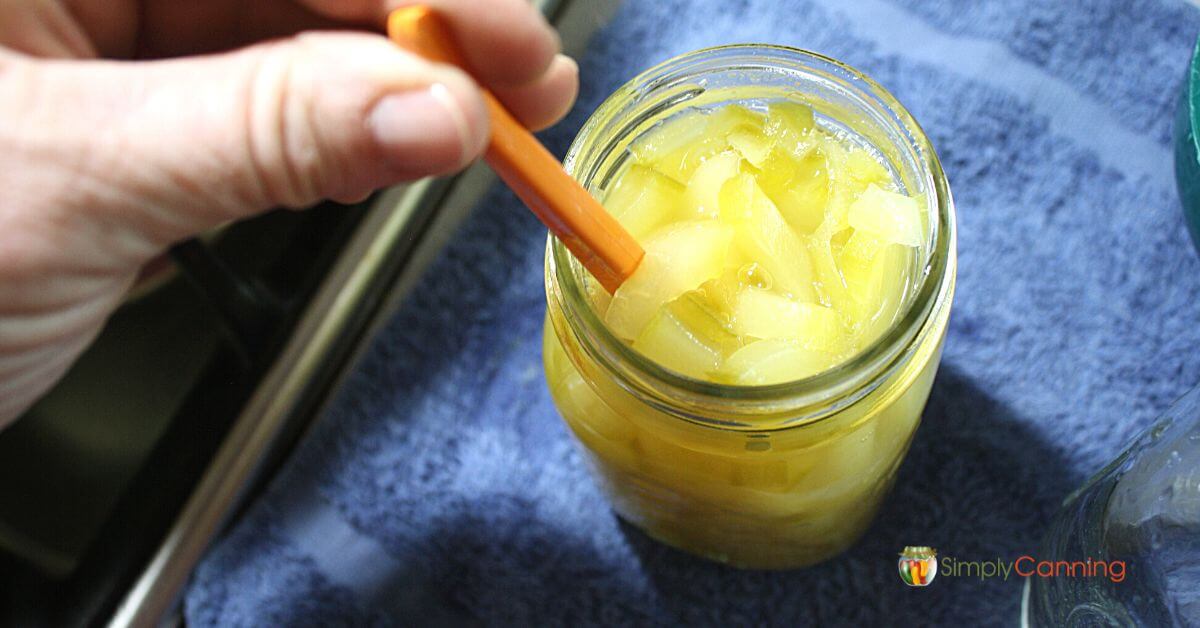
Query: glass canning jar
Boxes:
[
  {"xmin": 543, "ymin": 45, "xmax": 956, "ymax": 569},
  {"xmin": 1023, "ymin": 384, "xmax": 1200, "ymax": 626}
]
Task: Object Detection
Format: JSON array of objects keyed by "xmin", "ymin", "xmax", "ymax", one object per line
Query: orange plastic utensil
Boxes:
[{"xmin": 387, "ymin": 6, "xmax": 643, "ymax": 293}]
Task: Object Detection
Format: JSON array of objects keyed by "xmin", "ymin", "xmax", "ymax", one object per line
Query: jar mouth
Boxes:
[{"xmin": 549, "ymin": 44, "xmax": 955, "ymax": 429}]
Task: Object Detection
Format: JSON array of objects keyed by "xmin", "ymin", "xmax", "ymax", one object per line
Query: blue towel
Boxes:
[{"xmin": 184, "ymin": 0, "xmax": 1200, "ymax": 624}]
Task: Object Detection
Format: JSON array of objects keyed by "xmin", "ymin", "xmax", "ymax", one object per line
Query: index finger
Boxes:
[{"xmin": 299, "ymin": 0, "xmax": 560, "ymax": 87}]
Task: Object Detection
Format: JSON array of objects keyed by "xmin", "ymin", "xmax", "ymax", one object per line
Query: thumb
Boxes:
[{"xmin": 5, "ymin": 32, "xmax": 489, "ymax": 256}]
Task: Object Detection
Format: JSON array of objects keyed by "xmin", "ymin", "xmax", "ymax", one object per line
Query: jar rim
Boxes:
[{"xmin": 548, "ymin": 44, "xmax": 956, "ymax": 429}]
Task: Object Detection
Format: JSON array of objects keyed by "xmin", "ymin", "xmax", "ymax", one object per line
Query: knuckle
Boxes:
[{"xmin": 241, "ymin": 42, "xmax": 326, "ymax": 208}]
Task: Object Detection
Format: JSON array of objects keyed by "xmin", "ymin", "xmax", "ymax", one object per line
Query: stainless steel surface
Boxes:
[
  {"xmin": 108, "ymin": 1, "xmax": 621, "ymax": 624},
  {"xmin": 107, "ymin": 177, "xmax": 450, "ymax": 627},
  {"xmin": 0, "ymin": 279, "xmax": 222, "ymax": 577}
]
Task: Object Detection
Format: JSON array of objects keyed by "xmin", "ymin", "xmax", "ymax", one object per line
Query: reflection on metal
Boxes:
[
  {"xmin": 108, "ymin": 177, "xmax": 439, "ymax": 627},
  {"xmin": 108, "ymin": 0, "xmax": 621, "ymax": 624}
]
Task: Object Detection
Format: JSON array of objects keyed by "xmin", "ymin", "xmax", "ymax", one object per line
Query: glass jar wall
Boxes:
[{"xmin": 543, "ymin": 45, "xmax": 956, "ymax": 569}]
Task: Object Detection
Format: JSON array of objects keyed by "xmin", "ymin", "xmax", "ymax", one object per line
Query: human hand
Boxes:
[{"xmin": 0, "ymin": 0, "xmax": 578, "ymax": 427}]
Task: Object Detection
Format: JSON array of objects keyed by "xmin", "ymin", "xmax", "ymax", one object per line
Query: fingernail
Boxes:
[{"xmin": 368, "ymin": 83, "xmax": 473, "ymax": 174}]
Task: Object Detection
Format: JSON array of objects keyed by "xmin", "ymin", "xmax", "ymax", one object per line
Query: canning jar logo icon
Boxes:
[{"xmin": 899, "ymin": 546, "xmax": 937, "ymax": 586}]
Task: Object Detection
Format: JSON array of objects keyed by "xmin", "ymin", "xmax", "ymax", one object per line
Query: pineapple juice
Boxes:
[
  {"xmin": 543, "ymin": 47, "xmax": 955, "ymax": 569},
  {"xmin": 597, "ymin": 101, "xmax": 922, "ymax": 382}
]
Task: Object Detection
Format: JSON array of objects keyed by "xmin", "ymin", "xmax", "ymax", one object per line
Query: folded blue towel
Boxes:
[{"xmin": 185, "ymin": 0, "xmax": 1200, "ymax": 624}]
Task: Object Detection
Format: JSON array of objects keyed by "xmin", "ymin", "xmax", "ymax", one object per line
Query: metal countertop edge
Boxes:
[
  {"xmin": 107, "ymin": 0, "xmax": 623, "ymax": 623},
  {"xmin": 108, "ymin": 175, "xmax": 454, "ymax": 628}
]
